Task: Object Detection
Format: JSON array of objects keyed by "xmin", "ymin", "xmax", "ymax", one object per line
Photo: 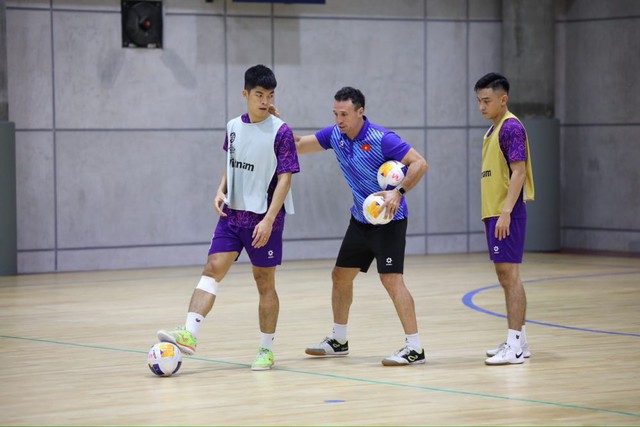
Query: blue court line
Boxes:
[
  {"xmin": 462, "ymin": 270, "xmax": 640, "ymax": 338},
  {"xmin": 1, "ymin": 334, "xmax": 639, "ymax": 419}
]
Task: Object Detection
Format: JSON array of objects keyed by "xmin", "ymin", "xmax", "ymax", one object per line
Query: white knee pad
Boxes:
[{"xmin": 196, "ymin": 275, "xmax": 219, "ymax": 295}]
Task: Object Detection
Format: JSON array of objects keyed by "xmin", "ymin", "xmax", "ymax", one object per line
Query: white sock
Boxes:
[
  {"xmin": 331, "ymin": 323, "xmax": 348, "ymax": 343},
  {"xmin": 521, "ymin": 324, "xmax": 528, "ymax": 346},
  {"xmin": 405, "ymin": 333, "xmax": 422, "ymax": 351},
  {"xmin": 260, "ymin": 332, "xmax": 275, "ymax": 350},
  {"xmin": 185, "ymin": 312, "xmax": 205, "ymax": 338},
  {"xmin": 507, "ymin": 329, "xmax": 522, "ymax": 351}
]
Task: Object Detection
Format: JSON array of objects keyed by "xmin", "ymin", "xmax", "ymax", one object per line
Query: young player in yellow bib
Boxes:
[{"xmin": 474, "ymin": 73, "xmax": 535, "ymax": 365}]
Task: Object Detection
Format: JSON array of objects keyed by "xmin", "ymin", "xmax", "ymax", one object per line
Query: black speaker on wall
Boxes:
[{"xmin": 122, "ymin": 0, "xmax": 163, "ymax": 48}]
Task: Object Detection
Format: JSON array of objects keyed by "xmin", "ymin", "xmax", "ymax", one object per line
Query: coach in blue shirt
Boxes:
[{"xmin": 284, "ymin": 86, "xmax": 429, "ymax": 366}]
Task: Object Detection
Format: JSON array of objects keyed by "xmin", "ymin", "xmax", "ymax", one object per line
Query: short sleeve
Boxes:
[
  {"xmin": 499, "ymin": 119, "xmax": 527, "ymax": 163},
  {"xmin": 381, "ymin": 131, "xmax": 411, "ymax": 161},
  {"xmin": 275, "ymin": 123, "xmax": 301, "ymax": 175},
  {"xmin": 315, "ymin": 125, "xmax": 336, "ymax": 150}
]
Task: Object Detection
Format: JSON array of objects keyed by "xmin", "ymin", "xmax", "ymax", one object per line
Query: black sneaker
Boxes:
[
  {"xmin": 305, "ymin": 337, "xmax": 349, "ymax": 356},
  {"xmin": 381, "ymin": 345, "xmax": 426, "ymax": 366}
]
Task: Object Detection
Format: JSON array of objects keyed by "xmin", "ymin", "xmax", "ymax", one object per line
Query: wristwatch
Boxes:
[{"xmin": 396, "ymin": 186, "xmax": 406, "ymax": 195}]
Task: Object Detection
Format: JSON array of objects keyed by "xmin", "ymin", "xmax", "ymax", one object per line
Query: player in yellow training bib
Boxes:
[{"xmin": 475, "ymin": 73, "xmax": 535, "ymax": 366}]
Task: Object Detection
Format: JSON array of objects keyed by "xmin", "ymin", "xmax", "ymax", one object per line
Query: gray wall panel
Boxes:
[
  {"xmin": 275, "ymin": 19, "xmax": 424, "ymax": 129},
  {"xmin": 406, "ymin": 234, "xmax": 427, "ymax": 256},
  {"xmin": 467, "ymin": 21, "xmax": 501, "ymax": 128},
  {"xmin": 283, "ymin": 238, "xmax": 342, "ymax": 262},
  {"xmin": 283, "ymin": 150, "xmax": 353, "ymax": 240},
  {"xmin": 165, "ymin": 0, "xmax": 225, "ymax": 14},
  {"xmin": 274, "ymin": 0, "xmax": 424, "ymax": 18},
  {"xmin": 426, "ymin": 0, "xmax": 466, "ymax": 19},
  {"xmin": 226, "ymin": 17, "xmax": 273, "ymax": 119},
  {"xmin": 6, "ymin": 9, "xmax": 53, "ymax": 129},
  {"xmin": 557, "ymin": 0, "xmax": 640, "ymax": 20},
  {"xmin": 55, "ymin": 130, "xmax": 221, "ymax": 248},
  {"xmin": 563, "ymin": 229, "xmax": 640, "ymax": 253},
  {"xmin": 52, "ymin": 0, "xmax": 226, "ymax": 14},
  {"xmin": 469, "ymin": 0, "xmax": 501, "ymax": 20},
  {"xmin": 226, "ymin": 0, "xmax": 270, "ymax": 16},
  {"xmin": 53, "ymin": 12, "xmax": 226, "ymax": 129},
  {"xmin": 562, "ymin": 19, "xmax": 640, "ymax": 124},
  {"xmin": 561, "ymin": 126, "xmax": 639, "ymax": 230},
  {"xmin": 427, "ymin": 233, "xmax": 467, "ymax": 254},
  {"xmin": 15, "ymin": 131, "xmax": 55, "ymax": 250},
  {"xmin": 554, "ymin": 22, "xmax": 567, "ymax": 123},
  {"xmin": 426, "ymin": 129, "xmax": 467, "ymax": 234},
  {"xmin": 17, "ymin": 251, "xmax": 56, "ymax": 274},
  {"xmin": 52, "ymin": 0, "xmax": 119, "ymax": 11},
  {"xmin": 6, "ymin": 0, "xmax": 48, "ymax": 8},
  {"xmin": 425, "ymin": 0, "xmax": 501, "ymax": 21},
  {"xmin": 469, "ymin": 232, "xmax": 486, "ymax": 253},
  {"xmin": 427, "ymin": 21, "xmax": 467, "ymax": 126},
  {"xmin": 57, "ymin": 244, "xmax": 209, "ymax": 272},
  {"xmin": 6, "ymin": 0, "xmax": 640, "ymax": 272}
]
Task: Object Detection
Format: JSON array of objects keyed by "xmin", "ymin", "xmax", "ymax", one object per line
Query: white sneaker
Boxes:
[
  {"xmin": 305, "ymin": 337, "xmax": 349, "ymax": 356},
  {"xmin": 486, "ymin": 341, "xmax": 531, "ymax": 358},
  {"xmin": 381, "ymin": 346, "xmax": 426, "ymax": 366},
  {"xmin": 485, "ymin": 343, "xmax": 525, "ymax": 365}
]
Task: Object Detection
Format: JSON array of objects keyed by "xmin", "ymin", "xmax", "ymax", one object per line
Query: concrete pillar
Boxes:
[
  {"xmin": 0, "ymin": 0, "xmax": 17, "ymax": 275},
  {"xmin": 502, "ymin": 0, "xmax": 555, "ymax": 118},
  {"xmin": 522, "ymin": 118, "xmax": 560, "ymax": 251},
  {"xmin": 502, "ymin": 0, "xmax": 560, "ymax": 251}
]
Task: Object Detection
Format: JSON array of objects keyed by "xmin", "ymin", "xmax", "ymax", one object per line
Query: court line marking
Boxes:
[
  {"xmin": 1, "ymin": 334, "xmax": 638, "ymax": 419},
  {"xmin": 462, "ymin": 270, "xmax": 640, "ymax": 338}
]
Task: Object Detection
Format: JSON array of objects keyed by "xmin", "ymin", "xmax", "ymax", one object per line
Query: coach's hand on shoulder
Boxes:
[{"xmin": 269, "ymin": 104, "xmax": 280, "ymax": 118}]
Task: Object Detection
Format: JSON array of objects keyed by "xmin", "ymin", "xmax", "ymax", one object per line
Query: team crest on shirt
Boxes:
[
  {"xmin": 229, "ymin": 132, "xmax": 236, "ymax": 157},
  {"xmin": 361, "ymin": 143, "xmax": 371, "ymax": 152}
]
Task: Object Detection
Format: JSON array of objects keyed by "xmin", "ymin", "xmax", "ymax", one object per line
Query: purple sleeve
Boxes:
[
  {"xmin": 275, "ymin": 123, "xmax": 300, "ymax": 175},
  {"xmin": 223, "ymin": 133, "xmax": 228, "ymax": 152},
  {"xmin": 315, "ymin": 125, "xmax": 336, "ymax": 150},
  {"xmin": 381, "ymin": 131, "xmax": 411, "ymax": 161},
  {"xmin": 499, "ymin": 119, "xmax": 527, "ymax": 163}
]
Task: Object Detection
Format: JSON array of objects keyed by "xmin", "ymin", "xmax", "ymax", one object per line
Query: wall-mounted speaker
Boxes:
[{"xmin": 122, "ymin": 1, "xmax": 163, "ymax": 48}]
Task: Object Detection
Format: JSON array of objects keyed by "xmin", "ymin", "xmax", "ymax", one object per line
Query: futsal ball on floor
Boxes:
[
  {"xmin": 363, "ymin": 193, "xmax": 391, "ymax": 225},
  {"xmin": 377, "ymin": 160, "xmax": 407, "ymax": 190},
  {"xmin": 148, "ymin": 342, "xmax": 182, "ymax": 377}
]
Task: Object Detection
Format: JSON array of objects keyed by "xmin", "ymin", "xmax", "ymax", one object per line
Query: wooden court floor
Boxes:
[{"xmin": 1, "ymin": 252, "xmax": 639, "ymax": 426}]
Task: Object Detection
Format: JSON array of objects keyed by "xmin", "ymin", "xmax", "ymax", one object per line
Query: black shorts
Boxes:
[{"xmin": 335, "ymin": 216, "xmax": 407, "ymax": 274}]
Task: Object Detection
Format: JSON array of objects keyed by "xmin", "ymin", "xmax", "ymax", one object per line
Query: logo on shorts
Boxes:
[
  {"xmin": 268, "ymin": 250, "xmax": 274, "ymax": 259},
  {"xmin": 493, "ymin": 246, "xmax": 500, "ymax": 254},
  {"xmin": 386, "ymin": 257, "xmax": 393, "ymax": 266}
]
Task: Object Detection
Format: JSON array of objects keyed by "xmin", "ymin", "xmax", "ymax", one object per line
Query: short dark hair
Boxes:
[
  {"xmin": 244, "ymin": 64, "xmax": 277, "ymax": 91},
  {"xmin": 474, "ymin": 72, "xmax": 510, "ymax": 93},
  {"xmin": 334, "ymin": 86, "xmax": 365, "ymax": 110}
]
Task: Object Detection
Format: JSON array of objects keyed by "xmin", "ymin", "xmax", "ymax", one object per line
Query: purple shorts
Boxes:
[
  {"xmin": 484, "ymin": 216, "xmax": 526, "ymax": 264},
  {"xmin": 208, "ymin": 217, "xmax": 283, "ymax": 268}
]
